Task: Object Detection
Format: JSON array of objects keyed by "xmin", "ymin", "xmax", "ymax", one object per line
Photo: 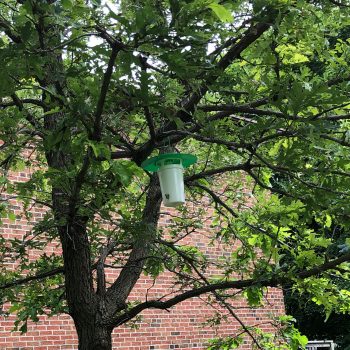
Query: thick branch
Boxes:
[
  {"xmin": 110, "ymin": 150, "xmax": 133, "ymax": 159},
  {"xmin": 161, "ymin": 129, "xmax": 244, "ymax": 149},
  {"xmin": 0, "ymin": 98, "xmax": 46, "ymax": 109},
  {"xmin": 246, "ymin": 168, "xmax": 294, "ymax": 198},
  {"xmin": 0, "ymin": 267, "xmax": 64, "ymax": 290},
  {"xmin": 10, "ymin": 93, "xmax": 43, "ymax": 136},
  {"xmin": 185, "ymin": 163, "xmax": 256, "ymax": 182},
  {"xmin": 123, "ymin": 12, "xmax": 279, "ymax": 166},
  {"xmin": 96, "ymin": 240, "xmax": 117, "ymax": 296},
  {"xmin": 105, "ymin": 175, "xmax": 162, "ymax": 313},
  {"xmin": 68, "ymin": 44, "xmax": 121, "ymax": 219},
  {"xmin": 144, "ymin": 105, "xmax": 156, "ymax": 141},
  {"xmin": 321, "ymin": 134, "xmax": 350, "ymax": 147},
  {"xmin": 199, "ymin": 104, "xmax": 350, "ymax": 124},
  {"xmin": 298, "ymin": 251, "xmax": 350, "ymax": 279},
  {"xmin": 0, "ymin": 18, "xmax": 21, "ymax": 43},
  {"xmin": 139, "ymin": 56, "xmax": 156, "ymax": 142},
  {"xmin": 93, "ymin": 43, "xmax": 120, "ymax": 141},
  {"xmin": 109, "ymin": 251, "xmax": 350, "ymax": 328},
  {"xmin": 181, "ymin": 15, "xmax": 275, "ymax": 114},
  {"xmin": 327, "ymin": 74, "xmax": 350, "ymax": 86},
  {"xmin": 201, "ymin": 104, "xmax": 288, "ymax": 119},
  {"xmin": 192, "ymin": 182, "xmax": 238, "ymax": 218},
  {"xmin": 325, "ymin": 114, "xmax": 350, "ymax": 121}
]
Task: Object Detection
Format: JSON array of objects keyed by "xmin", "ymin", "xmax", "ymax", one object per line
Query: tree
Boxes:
[
  {"xmin": 285, "ymin": 286, "xmax": 350, "ymax": 349},
  {"xmin": 1, "ymin": 0, "xmax": 350, "ymax": 349},
  {"xmin": 284, "ymin": 220, "xmax": 350, "ymax": 349}
]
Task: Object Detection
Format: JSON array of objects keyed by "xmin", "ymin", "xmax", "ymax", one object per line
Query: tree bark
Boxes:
[
  {"xmin": 76, "ymin": 322, "xmax": 112, "ymax": 350},
  {"xmin": 33, "ymin": 2, "xmax": 100, "ymax": 343}
]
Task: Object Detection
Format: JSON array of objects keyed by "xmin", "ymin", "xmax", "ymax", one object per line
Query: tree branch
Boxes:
[
  {"xmin": 158, "ymin": 237, "xmax": 264, "ymax": 349},
  {"xmin": 327, "ymin": 0, "xmax": 350, "ymax": 7},
  {"xmin": 96, "ymin": 240, "xmax": 117, "ymax": 296},
  {"xmin": 0, "ymin": 98, "xmax": 46, "ymax": 109},
  {"xmin": 321, "ymin": 134, "xmax": 350, "ymax": 147},
  {"xmin": 0, "ymin": 267, "xmax": 64, "ymax": 290},
  {"xmin": 246, "ymin": 168, "xmax": 294, "ymax": 198},
  {"xmin": 125, "ymin": 12, "xmax": 279, "ymax": 167},
  {"xmin": 185, "ymin": 163, "xmax": 256, "ymax": 182},
  {"xmin": 67, "ymin": 43, "xmax": 122, "ymax": 220},
  {"xmin": 0, "ymin": 18, "xmax": 21, "ymax": 43},
  {"xmin": 108, "ymin": 251, "xmax": 350, "ymax": 328},
  {"xmin": 327, "ymin": 74, "xmax": 350, "ymax": 86},
  {"xmin": 105, "ymin": 175, "xmax": 162, "ymax": 313},
  {"xmin": 200, "ymin": 104, "xmax": 289, "ymax": 120},
  {"xmin": 10, "ymin": 93, "xmax": 43, "ymax": 136},
  {"xmin": 110, "ymin": 150, "xmax": 133, "ymax": 159},
  {"xmin": 214, "ymin": 292, "xmax": 264, "ymax": 350},
  {"xmin": 161, "ymin": 129, "xmax": 244, "ymax": 149},
  {"xmin": 139, "ymin": 56, "xmax": 156, "ymax": 142},
  {"xmin": 324, "ymin": 114, "xmax": 350, "ymax": 121},
  {"xmin": 298, "ymin": 251, "xmax": 350, "ymax": 279},
  {"xmin": 93, "ymin": 43, "xmax": 121, "ymax": 141},
  {"xmin": 181, "ymin": 14, "xmax": 276, "ymax": 115}
]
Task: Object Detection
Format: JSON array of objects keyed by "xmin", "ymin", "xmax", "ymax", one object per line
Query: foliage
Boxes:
[
  {"xmin": 207, "ymin": 316, "xmax": 308, "ymax": 350},
  {"xmin": 1, "ymin": 0, "xmax": 350, "ymax": 349},
  {"xmin": 285, "ymin": 288, "xmax": 350, "ymax": 350},
  {"xmin": 284, "ymin": 221, "xmax": 350, "ymax": 349}
]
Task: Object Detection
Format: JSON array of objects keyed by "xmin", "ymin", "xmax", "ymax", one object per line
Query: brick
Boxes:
[{"xmin": 0, "ymin": 169, "xmax": 285, "ymax": 349}]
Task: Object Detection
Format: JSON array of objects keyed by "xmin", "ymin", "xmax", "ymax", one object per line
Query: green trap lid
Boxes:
[{"xmin": 141, "ymin": 153, "xmax": 197, "ymax": 172}]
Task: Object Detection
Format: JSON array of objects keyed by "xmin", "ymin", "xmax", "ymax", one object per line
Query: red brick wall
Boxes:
[
  {"xmin": 0, "ymin": 288, "xmax": 285, "ymax": 349},
  {"xmin": 0, "ymin": 169, "xmax": 285, "ymax": 349}
]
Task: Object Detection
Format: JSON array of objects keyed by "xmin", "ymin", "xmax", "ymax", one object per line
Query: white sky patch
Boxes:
[{"xmin": 87, "ymin": 0, "xmax": 120, "ymax": 47}]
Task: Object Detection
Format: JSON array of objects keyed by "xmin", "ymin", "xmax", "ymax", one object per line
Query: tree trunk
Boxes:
[{"xmin": 77, "ymin": 323, "xmax": 112, "ymax": 350}]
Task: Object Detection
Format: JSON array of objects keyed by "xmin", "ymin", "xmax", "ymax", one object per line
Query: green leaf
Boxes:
[
  {"xmin": 245, "ymin": 286, "xmax": 263, "ymax": 306},
  {"xmin": 291, "ymin": 52, "xmax": 309, "ymax": 63},
  {"xmin": 43, "ymin": 106, "xmax": 60, "ymax": 116},
  {"xmin": 298, "ymin": 334, "xmax": 308, "ymax": 347},
  {"xmin": 61, "ymin": 0, "xmax": 73, "ymax": 9},
  {"xmin": 9, "ymin": 304, "xmax": 22, "ymax": 313},
  {"xmin": 110, "ymin": 161, "xmax": 134, "ymax": 186},
  {"xmin": 325, "ymin": 214, "xmax": 332, "ymax": 228},
  {"xmin": 208, "ymin": 2, "xmax": 233, "ymax": 23},
  {"xmin": 0, "ymin": 176, "xmax": 7, "ymax": 184},
  {"xmin": 8, "ymin": 212, "xmax": 16, "ymax": 221},
  {"xmin": 89, "ymin": 142, "xmax": 111, "ymax": 160}
]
